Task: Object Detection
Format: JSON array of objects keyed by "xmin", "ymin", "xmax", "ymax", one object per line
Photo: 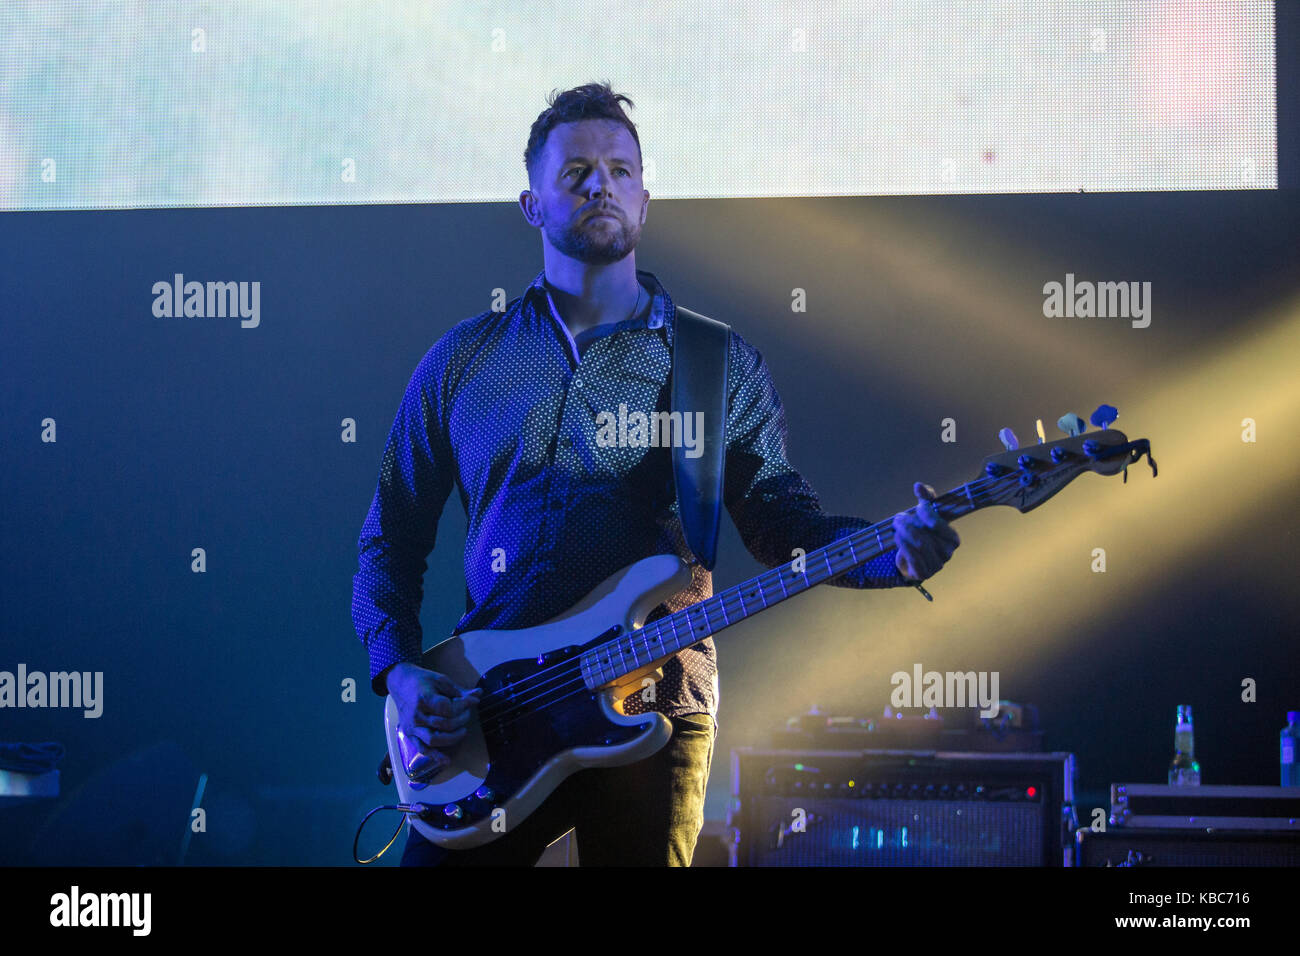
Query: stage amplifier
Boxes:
[{"xmin": 728, "ymin": 748, "xmax": 1077, "ymax": 867}]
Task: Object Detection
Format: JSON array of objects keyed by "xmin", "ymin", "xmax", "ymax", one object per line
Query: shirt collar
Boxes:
[{"xmin": 524, "ymin": 267, "xmax": 671, "ymax": 336}]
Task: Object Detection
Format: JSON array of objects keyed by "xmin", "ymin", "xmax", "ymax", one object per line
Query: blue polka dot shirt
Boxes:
[{"xmin": 351, "ymin": 268, "xmax": 908, "ymax": 723}]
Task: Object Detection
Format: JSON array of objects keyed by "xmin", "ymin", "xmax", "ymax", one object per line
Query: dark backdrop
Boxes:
[{"xmin": 1, "ymin": 188, "xmax": 1297, "ymax": 865}]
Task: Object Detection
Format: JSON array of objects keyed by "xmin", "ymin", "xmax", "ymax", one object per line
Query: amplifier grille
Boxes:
[{"xmin": 746, "ymin": 798, "xmax": 1045, "ymax": 866}]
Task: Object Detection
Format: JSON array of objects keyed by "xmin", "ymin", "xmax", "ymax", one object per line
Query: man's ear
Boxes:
[{"xmin": 519, "ymin": 189, "xmax": 540, "ymax": 226}]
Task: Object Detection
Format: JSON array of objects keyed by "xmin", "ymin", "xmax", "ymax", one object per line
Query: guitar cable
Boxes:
[{"xmin": 353, "ymin": 802, "xmax": 434, "ymax": 864}]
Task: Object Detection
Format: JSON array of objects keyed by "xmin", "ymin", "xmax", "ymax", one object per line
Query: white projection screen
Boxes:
[{"xmin": 0, "ymin": 0, "xmax": 1277, "ymax": 210}]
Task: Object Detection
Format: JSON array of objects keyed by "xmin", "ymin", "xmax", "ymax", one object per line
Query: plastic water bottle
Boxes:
[{"xmin": 1283, "ymin": 712, "xmax": 1299, "ymax": 787}]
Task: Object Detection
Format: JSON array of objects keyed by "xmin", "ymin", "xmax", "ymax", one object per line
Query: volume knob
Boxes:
[
  {"xmin": 474, "ymin": 785, "xmax": 496, "ymax": 802},
  {"xmin": 442, "ymin": 803, "xmax": 464, "ymax": 820}
]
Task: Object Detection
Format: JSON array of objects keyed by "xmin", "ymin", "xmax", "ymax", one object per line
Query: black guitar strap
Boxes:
[{"xmin": 670, "ymin": 305, "xmax": 730, "ymax": 572}]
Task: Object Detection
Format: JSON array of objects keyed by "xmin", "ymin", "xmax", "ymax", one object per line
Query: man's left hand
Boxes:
[{"xmin": 893, "ymin": 482, "xmax": 960, "ymax": 582}]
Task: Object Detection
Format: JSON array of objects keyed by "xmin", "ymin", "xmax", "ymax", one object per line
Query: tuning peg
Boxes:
[
  {"xmin": 1057, "ymin": 413, "xmax": 1086, "ymax": 437},
  {"xmin": 998, "ymin": 427, "xmax": 1019, "ymax": 450},
  {"xmin": 1035, "ymin": 419, "xmax": 1046, "ymax": 444},
  {"xmin": 1090, "ymin": 404, "xmax": 1119, "ymax": 430}
]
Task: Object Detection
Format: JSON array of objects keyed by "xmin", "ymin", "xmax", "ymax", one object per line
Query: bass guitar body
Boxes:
[{"xmin": 383, "ymin": 553, "xmax": 693, "ymax": 849}]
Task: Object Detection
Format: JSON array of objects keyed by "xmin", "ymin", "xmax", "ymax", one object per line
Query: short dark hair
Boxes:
[{"xmin": 524, "ymin": 81, "xmax": 641, "ymax": 186}]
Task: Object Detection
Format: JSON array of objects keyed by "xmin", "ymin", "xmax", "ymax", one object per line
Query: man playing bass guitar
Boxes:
[{"xmin": 351, "ymin": 82, "xmax": 960, "ymax": 867}]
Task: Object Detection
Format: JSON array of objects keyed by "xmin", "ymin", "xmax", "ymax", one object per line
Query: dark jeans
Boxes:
[{"xmin": 399, "ymin": 712, "xmax": 715, "ymax": 867}]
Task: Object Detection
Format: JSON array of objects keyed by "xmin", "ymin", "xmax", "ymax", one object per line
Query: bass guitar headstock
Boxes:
[{"xmin": 971, "ymin": 405, "xmax": 1157, "ymax": 514}]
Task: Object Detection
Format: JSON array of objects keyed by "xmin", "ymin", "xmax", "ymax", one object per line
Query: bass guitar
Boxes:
[{"xmin": 380, "ymin": 411, "xmax": 1155, "ymax": 848}]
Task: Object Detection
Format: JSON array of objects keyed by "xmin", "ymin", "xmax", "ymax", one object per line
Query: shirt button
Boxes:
[{"xmin": 572, "ymin": 377, "xmax": 583, "ymax": 388}]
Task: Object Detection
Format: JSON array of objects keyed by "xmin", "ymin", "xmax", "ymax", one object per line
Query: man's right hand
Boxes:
[{"xmin": 386, "ymin": 661, "xmax": 482, "ymax": 754}]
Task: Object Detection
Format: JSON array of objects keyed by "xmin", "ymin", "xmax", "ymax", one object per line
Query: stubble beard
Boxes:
[{"xmin": 548, "ymin": 211, "xmax": 640, "ymax": 265}]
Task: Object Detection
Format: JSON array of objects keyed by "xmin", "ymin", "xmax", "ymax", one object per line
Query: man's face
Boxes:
[{"xmin": 522, "ymin": 119, "xmax": 648, "ymax": 265}]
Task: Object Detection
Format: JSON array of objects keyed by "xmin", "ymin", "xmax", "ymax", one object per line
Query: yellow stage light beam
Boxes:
[
  {"xmin": 663, "ymin": 198, "xmax": 1154, "ymax": 399},
  {"xmin": 727, "ymin": 294, "xmax": 1300, "ymax": 714}
]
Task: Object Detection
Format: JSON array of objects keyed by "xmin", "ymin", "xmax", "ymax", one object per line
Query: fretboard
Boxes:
[{"xmin": 578, "ymin": 482, "xmax": 985, "ymax": 689}]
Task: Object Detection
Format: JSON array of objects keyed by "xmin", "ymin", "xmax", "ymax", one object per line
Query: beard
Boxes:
[{"xmin": 546, "ymin": 209, "xmax": 641, "ymax": 265}]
